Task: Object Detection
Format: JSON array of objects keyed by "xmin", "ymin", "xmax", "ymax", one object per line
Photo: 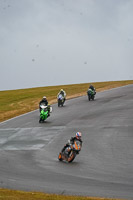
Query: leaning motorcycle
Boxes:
[
  {"xmin": 39, "ymin": 104, "xmax": 52, "ymax": 123},
  {"xmin": 87, "ymin": 88, "xmax": 96, "ymax": 101},
  {"xmin": 58, "ymin": 140, "xmax": 82, "ymax": 163},
  {"xmin": 58, "ymin": 94, "xmax": 65, "ymax": 107}
]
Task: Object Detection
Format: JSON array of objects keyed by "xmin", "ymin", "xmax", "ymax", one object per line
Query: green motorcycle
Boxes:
[
  {"xmin": 39, "ymin": 104, "xmax": 52, "ymax": 123},
  {"xmin": 87, "ymin": 88, "xmax": 96, "ymax": 101}
]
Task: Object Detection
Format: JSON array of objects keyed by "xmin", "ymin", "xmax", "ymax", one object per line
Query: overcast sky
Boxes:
[{"xmin": 0, "ymin": 0, "xmax": 133, "ymax": 91}]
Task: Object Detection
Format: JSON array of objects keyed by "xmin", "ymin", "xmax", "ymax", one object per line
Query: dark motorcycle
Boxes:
[
  {"xmin": 58, "ymin": 94, "xmax": 65, "ymax": 107},
  {"xmin": 58, "ymin": 140, "xmax": 82, "ymax": 163},
  {"xmin": 87, "ymin": 88, "xmax": 96, "ymax": 101}
]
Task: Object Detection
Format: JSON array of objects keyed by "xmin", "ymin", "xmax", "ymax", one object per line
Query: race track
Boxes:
[{"xmin": 0, "ymin": 85, "xmax": 133, "ymax": 199}]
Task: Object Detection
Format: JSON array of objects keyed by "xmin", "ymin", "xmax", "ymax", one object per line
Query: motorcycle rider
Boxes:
[
  {"xmin": 61, "ymin": 132, "xmax": 82, "ymax": 156},
  {"xmin": 39, "ymin": 96, "xmax": 50, "ymax": 116},
  {"xmin": 89, "ymin": 84, "xmax": 96, "ymax": 94},
  {"xmin": 57, "ymin": 89, "xmax": 66, "ymax": 102},
  {"xmin": 39, "ymin": 96, "xmax": 48, "ymax": 106}
]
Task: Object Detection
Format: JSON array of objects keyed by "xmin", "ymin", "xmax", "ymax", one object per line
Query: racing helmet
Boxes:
[
  {"xmin": 76, "ymin": 132, "xmax": 82, "ymax": 140},
  {"xmin": 43, "ymin": 96, "xmax": 46, "ymax": 99},
  {"xmin": 60, "ymin": 89, "xmax": 64, "ymax": 94}
]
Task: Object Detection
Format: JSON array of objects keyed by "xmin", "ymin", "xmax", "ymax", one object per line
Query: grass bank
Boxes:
[
  {"xmin": 0, "ymin": 188, "xmax": 125, "ymax": 200},
  {"xmin": 0, "ymin": 80, "xmax": 133, "ymax": 122}
]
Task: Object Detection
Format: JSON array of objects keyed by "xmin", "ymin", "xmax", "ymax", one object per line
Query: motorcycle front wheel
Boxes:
[{"xmin": 58, "ymin": 153, "xmax": 63, "ymax": 161}]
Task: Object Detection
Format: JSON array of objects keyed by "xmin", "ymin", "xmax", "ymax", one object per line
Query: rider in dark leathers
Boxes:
[
  {"xmin": 39, "ymin": 96, "xmax": 48, "ymax": 106},
  {"xmin": 89, "ymin": 84, "xmax": 96, "ymax": 94},
  {"xmin": 39, "ymin": 96, "xmax": 50, "ymax": 116},
  {"xmin": 61, "ymin": 132, "xmax": 82, "ymax": 156}
]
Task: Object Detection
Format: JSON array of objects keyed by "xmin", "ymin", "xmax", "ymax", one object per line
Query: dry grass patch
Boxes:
[{"xmin": 0, "ymin": 188, "xmax": 125, "ymax": 200}]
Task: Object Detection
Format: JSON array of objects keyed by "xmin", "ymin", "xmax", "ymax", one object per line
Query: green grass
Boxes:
[{"xmin": 0, "ymin": 80, "xmax": 133, "ymax": 122}]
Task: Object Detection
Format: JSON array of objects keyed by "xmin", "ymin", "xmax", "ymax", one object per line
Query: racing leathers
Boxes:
[
  {"xmin": 39, "ymin": 99, "xmax": 48, "ymax": 106},
  {"xmin": 39, "ymin": 99, "xmax": 50, "ymax": 116},
  {"xmin": 61, "ymin": 137, "xmax": 82, "ymax": 156},
  {"xmin": 89, "ymin": 85, "xmax": 96, "ymax": 95}
]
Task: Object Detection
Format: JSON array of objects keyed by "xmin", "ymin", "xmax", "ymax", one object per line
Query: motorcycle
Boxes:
[
  {"xmin": 58, "ymin": 140, "xmax": 82, "ymax": 163},
  {"xmin": 87, "ymin": 88, "xmax": 96, "ymax": 101},
  {"xmin": 39, "ymin": 104, "xmax": 52, "ymax": 123},
  {"xmin": 57, "ymin": 94, "xmax": 65, "ymax": 107}
]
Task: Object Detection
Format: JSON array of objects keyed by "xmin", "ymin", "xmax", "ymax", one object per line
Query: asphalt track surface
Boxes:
[{"xmin": 0, "ymin": 85, "xmax": 133, "ymax": 199}]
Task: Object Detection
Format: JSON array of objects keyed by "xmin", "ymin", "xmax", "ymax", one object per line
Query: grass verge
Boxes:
[
  {"xmin": 0, "ymin": 80, "xmax": 133, "ymax": 122},
  {"xmin": 0, "ymin": 188, "xmax": 125, "ymax": 200}
]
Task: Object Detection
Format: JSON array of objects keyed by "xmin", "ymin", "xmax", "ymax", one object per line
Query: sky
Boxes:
[{"xmin": 0, "ymin": 0, "xmax": 133, "ymax": 91}]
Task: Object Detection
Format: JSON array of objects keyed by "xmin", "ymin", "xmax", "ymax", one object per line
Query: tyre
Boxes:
[
  {"xmin": 58, "ymin": 153, "xmax": 62, "ymax": 161},
  {"xmin": 58, "ymin": 100, "xmax": 60, "ymax": 107},
  {"xmin": 68, "ymin": 152, "xmax": 76, "ymax": 163},
  {"xmin": 92, "ymin": 95, "xmax": 94, "ymax": 100}
]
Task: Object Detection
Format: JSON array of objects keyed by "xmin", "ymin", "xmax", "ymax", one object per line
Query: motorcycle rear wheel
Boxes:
[
  {"xmin": 88, "ymin": 95, "xmax": 91, "ymax": 101},
  {"xmin": 68, "ymin": 152, "xmax": 76, "ymax": 163}
]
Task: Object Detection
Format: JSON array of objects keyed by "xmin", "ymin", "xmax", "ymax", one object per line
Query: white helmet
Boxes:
[{"xmin": 76, "ymin": 132, "xmax": 82, "ymax": 139}]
